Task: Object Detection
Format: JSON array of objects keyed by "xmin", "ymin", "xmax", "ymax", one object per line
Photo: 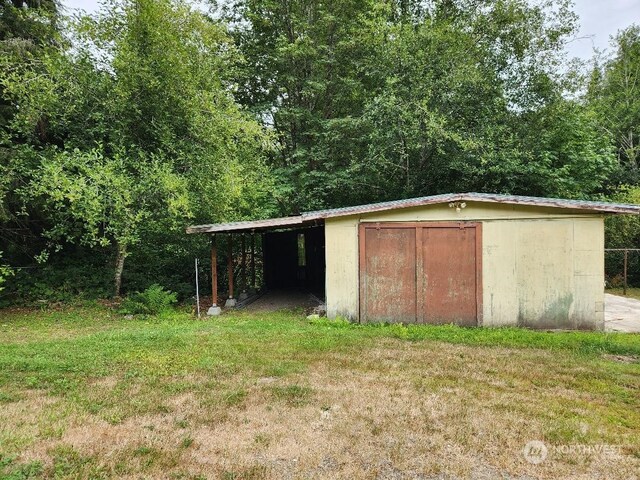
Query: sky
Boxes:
[
  {"xmin": 566, "ymin": 0, "xmax": 639, "ymax": 60},
  {"xmin": 62, "ymin": 0, "xmax": 639, "ymax": 61}
]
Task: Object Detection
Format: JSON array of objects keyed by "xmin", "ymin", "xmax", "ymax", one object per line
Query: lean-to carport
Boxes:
[{"xmin": 186, "ymin": 216, "xmax": 326, "ymax": 315}]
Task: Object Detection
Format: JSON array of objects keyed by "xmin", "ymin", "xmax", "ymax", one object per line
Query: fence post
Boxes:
[
  {"xmin": 624, "ymin": 249, "xmax": 628, "ymax": 296},
  {"xmin": 195, "ymin": 258, "xmax": 200, "ymax": 318}
]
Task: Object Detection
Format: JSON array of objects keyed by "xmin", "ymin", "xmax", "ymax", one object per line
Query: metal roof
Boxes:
[
  {"xmin": 186, "ymin": 192, "xmax": 640, "ymax": 234},
  {"xmin": 185, "ymin": 215, "xmax": 311, "ymax": 234}
]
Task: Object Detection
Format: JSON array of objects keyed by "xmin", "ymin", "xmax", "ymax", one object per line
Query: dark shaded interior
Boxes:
[{"xmin": 263, "ymin": 226, "xmax": 325, "ymax": 298}]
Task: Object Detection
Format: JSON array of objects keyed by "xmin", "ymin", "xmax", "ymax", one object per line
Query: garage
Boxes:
[
  {"xmin": 359, "ymin": 222, "xmax": 481, "ymax": 325},
  {"xmin": 187, "ymin": 192, "xmax": 640, "ymax": 330}
]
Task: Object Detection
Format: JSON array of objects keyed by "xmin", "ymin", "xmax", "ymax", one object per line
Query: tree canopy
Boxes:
[
  {"xmin": 1, "ymin": 0, "xmax": 274, "ymax": 296},
  {"xmin": 0, "ymin": 0, "xmax": 638, "ymax": 301},
  {"xmin": 226, "ymin": 0, "xmax": 618, "ymax": 210}
]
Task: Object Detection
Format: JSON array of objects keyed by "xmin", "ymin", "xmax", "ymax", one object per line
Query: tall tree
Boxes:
[
  {"xmin": 227, "ymin": 0, "xmax": 616, "ymax": 211},
  {"xmin": 1, "ymin": 0, "xmax": 274, "ymax": 295},
  {"xmin": 225, "ymin": 0, "xmax": 385, "ymax": 211},
  {"xmin": 588, "ymin": 25, "xmax": 640, "ymax": 180},
  {"xmin": 0, "ymin": 0, "xmax": 61, "ymax": 226}
]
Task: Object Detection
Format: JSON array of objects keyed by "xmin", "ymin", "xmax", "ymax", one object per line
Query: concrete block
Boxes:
[
  {"xmin": 225, "ymin": 298, "xmax": 237, "ymax": 308},
  {"xmin": 207, "ymin": 305, "xmax": 222, "ymax": 316}
]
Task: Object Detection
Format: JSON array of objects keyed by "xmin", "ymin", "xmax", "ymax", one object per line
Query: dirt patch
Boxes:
[{"xmin": 603, "ymin": 354, "xmax": 639, "ymax": 364}]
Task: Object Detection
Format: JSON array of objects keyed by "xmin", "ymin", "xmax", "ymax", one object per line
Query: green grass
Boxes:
[
  {"xmin": 606, "ymin": 287, "xmax": 640, "ymax": 301},
  {"xmin": 311, "ymin": 317, "xmax": 640, "ymax": 357},
  {"xmin": 0, "ymin": 305, "xmax": 638, "ymax": 413},
  {"xmin": 0, "ymin": 305, "xmax": 638, "ymax": 479},
  {"xmin": 270, "ymin": 384, "xmax": 314, "ymax": 407},
  {"xmin": 1, "ymin": 306, "xmax": 637, "ymax": 398}
]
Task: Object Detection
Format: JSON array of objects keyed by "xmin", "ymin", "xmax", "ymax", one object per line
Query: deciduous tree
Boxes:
[{"xmin": 1, "ymin": 0, "xmax": 274, "ymax": 296}]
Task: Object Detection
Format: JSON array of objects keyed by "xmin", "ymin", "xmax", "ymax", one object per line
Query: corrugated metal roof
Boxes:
[
  {"xmin": 185, "ymin": 215, "xmax": 309, "ymax": 234},
  {"xmin": 304, "ymin": 192, "xmax": 640, "ymax": 219},
  {"xmin": 186, "ymin": 192, "xmax": 640, "ymax": 234}
]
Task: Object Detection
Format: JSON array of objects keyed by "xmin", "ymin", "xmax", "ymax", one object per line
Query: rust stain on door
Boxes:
[
  {"xmin": 420, "ymin": 225, "xmax": 478, "ymax": 326},
  {"xmin": 359, "ymin": 222, "xmax": 481, "ymax": 325},
  {"xmin": 360, "ymin": 226, "xmax": 416, "ymax": 323}
]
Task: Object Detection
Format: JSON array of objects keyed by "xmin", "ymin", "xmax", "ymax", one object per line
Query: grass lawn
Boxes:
[{"xmin": 0, "ymin": 306, "xmax": 639, "ymax": 479}]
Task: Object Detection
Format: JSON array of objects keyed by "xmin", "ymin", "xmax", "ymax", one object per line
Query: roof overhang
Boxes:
[
  {"xmin": 185, "ymin": 216, "xmax": 321, "ymax": 234},
  {"xmin": 187, "ymin": 192, "xmax": 640, "ymax": 234}
]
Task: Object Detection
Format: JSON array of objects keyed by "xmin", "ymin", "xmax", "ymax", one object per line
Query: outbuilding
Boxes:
[{"xmin": 187, "ymin": 193, "xmax": 640, "ymax": 330}]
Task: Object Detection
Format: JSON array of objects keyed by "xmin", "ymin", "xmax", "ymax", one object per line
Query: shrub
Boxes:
[
  {"xmin": 2, "ymin": 251, "xmax": 112, "ymax": 307},
  {"xmin": 0, "ymin": 252, "xmax": 13, "ymax": 293},
  {"xmin": 119, "ymin": 284, "xmax": 177, "ymax": 315}
]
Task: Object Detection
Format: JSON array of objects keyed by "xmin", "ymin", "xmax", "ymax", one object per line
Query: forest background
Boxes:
[{"xmin": 1, "ymin": 0, "xmax": 638, "ymax": 303}]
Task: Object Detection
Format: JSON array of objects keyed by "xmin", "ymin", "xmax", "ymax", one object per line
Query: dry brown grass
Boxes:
[{"xmin": 3, "ymin": 336, "xmax": 639, "ymax": 480}]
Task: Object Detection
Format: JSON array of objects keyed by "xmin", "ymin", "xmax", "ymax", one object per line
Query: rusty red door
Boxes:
[
  {"xmin": 359, "ymin": 223, "xmax": 481, "ymax": 325},
  {"xmin": 418, "ymin": 225, "xmax": 479, "ymax": 326},
  {"xmin": 359, "ymin": 226, "xmax": 417, "ymax": 323}
]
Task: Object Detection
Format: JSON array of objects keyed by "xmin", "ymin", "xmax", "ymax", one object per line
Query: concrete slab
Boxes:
[
  {"xmin": 243, "ymin": 289, "xmax": 322, "ymax": 312},
  {"xmin": 604, "ymin": 293, "xmax": 640, "ymax": 333}
]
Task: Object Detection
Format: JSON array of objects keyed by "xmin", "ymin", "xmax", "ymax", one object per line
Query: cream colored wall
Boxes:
[
  {"xmin": 482, "ymin": 217, "xmax": 604, "ymax": 329},
  {"xmin": 324, "ymin": 201, "xmax": 605, "ymax": 329},
  {"xmin": 325, "ymin": 216, "xmax": 360, "ymax": 320}
]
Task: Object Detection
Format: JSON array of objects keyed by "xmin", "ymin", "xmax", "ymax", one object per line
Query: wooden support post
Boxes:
[
  {"xmin": 251, "ymin": 232, "xmax": 256, "ymax": 290},
  {"xmin": 205, "ymin": 235, "xmax": 221, "ymax": 315},
  {"xmin": 261, "ymin": 233, "xmax": 266, "ymax": 290},
  {"xmin": 228, "ymin": 235, "xmax": 234, "ymax": 300},
  {"xmin": 624, "ymin": 249, "xmax": 628, "ymax": 296},
  {"xmin": 241, "ymin": 234, "xmax": 246, "ymax": 293},
  {"xmin": 211, "ymin": 236, "xmax": 218, "ymax": 306}
]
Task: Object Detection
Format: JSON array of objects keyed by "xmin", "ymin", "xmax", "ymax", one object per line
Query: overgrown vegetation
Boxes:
[
  {"xmin": 0, "ymin": 251, "xmax": 12, "ymax": 292},
  {"xmin": 119, "ymin": 284, "xmax": 178, "ymax": 315},
  {"xmin": 0, "ymin": 0, "xmax": 274, "ymax": 301},
  {"xmin": 0, "ymin": 0, "xmax": 639, "ymax": 301},
  {"xmin": 0, "ymin": 306, "xmax": 638, "ymax": 478}
]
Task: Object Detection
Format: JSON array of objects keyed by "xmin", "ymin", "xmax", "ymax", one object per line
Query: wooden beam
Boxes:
[
  {"xmin": 228, "ymin": 234, "xmax": 234, "ymax": 299},
  {"xmin": 241, "ymin": 234, "xmax": 246, "ymax": 293},
  {"xmin": 251, "ymin": 232, "xmax": 256, "ymax": 289},
  {"xmin": 261, "ymin": 233, "xmax": 266, "ymax": 290},
  {"xmin": 210, "ymin": 235, "xmax": 218, "ymax": 306}
]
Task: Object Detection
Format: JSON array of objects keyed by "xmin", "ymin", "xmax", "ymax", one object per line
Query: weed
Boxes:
[
  {"xmin": 270, "ymin": 384, "xmax": 314, "ymax": 407},
  {"xmin": 223, "ymin": 389, "xmax": 247, "ymax": 407},
  {"xmin": 222, "ymin": 465, "xmax": 269, "ymax": 480},
  {"xmin": 0, "ymin": 456, "xmax": 43, "ymax": 480},
  {"xmin": 0, "ymin": 391, "xmax": 20, "ymax": 404},
  {"xmin": 254, "ymin": 433, "xmax": 270, "ymax": 447},
  {"xmin": 175, "ymin": 419, "xmax": 189, "ymax": 429},
  {"xmin": 134, "ymin": 446, "xmax": 153, "ymax": 456},
  {"xmin": 51, "ymin": 445, "xmax": 101, "ymax": 478}
]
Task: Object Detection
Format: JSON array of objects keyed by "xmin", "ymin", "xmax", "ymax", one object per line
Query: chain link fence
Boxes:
[{"xmin": 605, "ymin": 249, "xmax": 640, "ymax": 294}]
